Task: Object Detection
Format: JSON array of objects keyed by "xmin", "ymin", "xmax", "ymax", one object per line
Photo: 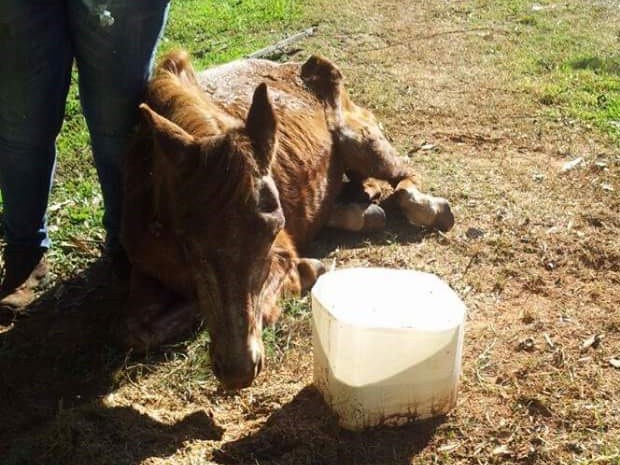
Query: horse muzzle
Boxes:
[{"xmin": 211, "ymin": 337, "xmax": 264, "ymax": 390}]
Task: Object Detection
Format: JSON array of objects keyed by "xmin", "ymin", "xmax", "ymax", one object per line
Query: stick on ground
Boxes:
[{"xmin": 247, "ymin": 26, "xmax": 317, "ymax": 59}]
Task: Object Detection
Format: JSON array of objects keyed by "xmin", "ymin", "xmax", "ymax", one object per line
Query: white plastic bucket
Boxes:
[{"xmin": 311, "ymin": 267, "xmax": 466, "ymax": 430}]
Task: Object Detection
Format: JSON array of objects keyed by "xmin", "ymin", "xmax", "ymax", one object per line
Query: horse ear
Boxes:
[
  {"xmin": 300, "ymin": 55, "xmax": 345, "ymax": 129},
  {"xmin": 139, "ymin": 103, "xmax": 197, "ymax": 163},
  {"xmin": 245, "ymin": 83, "xmax": 277, "ymax": 173},
  {"xmin": 300, "ymin": 55, "xmax": 343, "ymax": 108}
]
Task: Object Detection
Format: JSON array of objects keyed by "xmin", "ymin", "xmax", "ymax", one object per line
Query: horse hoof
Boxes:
[
  {"xmin": 432, "ymin": 199, "xmax": 455, "ymax": 232},
  {"xmin": 398, "ymin": 187, "xmax": 455, "ymax": 232},
  {"xmin": 298, "ymin": 258, "xmax": 325, "ymax": 292},
  {"xmin": 362, "ymin": 204, "xmax": 386, "ymax": 232}
]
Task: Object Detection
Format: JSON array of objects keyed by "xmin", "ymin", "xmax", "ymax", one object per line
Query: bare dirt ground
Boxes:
[{"xmin": 1, "ymin": 1, "xmax": 619, "ymax": 464}]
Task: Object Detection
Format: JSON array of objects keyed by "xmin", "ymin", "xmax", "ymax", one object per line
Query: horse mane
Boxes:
[
  {"xmin": 146, "ymin": 50, "xmax": 241, "ymax": 138},
  {"xmin": 127, "ymin": 50, "xmax": 261, "ymax": 221}
]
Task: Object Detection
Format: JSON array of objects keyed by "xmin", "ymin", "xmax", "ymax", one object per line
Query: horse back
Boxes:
[{"xmin": 198, "ymin": 60, "xmax": 343, "ymax": 247}]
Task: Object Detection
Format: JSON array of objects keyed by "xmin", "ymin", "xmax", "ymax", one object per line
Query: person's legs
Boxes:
[
  {"xmin": 68, "ymin": 0, "xmax": 170, "ymax": 250},
  {"xmin": 0, "ymin": 1, "xmax": 73, "ymax": 306}
]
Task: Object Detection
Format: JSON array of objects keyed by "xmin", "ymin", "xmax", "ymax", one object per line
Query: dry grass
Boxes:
[{"xmin": 1, "ymin": 0, "xmax": 619, "ymax": 464}]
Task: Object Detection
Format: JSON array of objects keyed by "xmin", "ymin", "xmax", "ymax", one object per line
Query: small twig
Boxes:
[
  {"xmin": 543, "ymin": 333, "xmax": 555, "ymax": 349},
  {"xmin": 353, "ymin": 27, "xmax": 508, "ymax": 54},
  {"xmin": 248, "ymin": 26, "xmax": 317, "ymax": 59},
  {"xmin": 478, "ymin": 338, "xmax": 497, "ymax": 362},
  {"xmin": 463, "ymin": 250, "xmax": 480, "ymax": 276},
  {"xmin": 587, "ymin": 454, "xmax": 620, "ymax": 464}
]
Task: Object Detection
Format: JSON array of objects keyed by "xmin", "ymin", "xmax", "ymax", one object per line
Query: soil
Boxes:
[{"xmin": 1, "ymin": 1, "xmax": 618, "ymax": 464}]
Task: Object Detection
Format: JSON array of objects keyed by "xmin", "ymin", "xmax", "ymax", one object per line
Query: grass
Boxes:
[
  {"xmin": 472, "ymin": 0, "xmax": 620, "ymax": 144},
  {"xmin": 263, "ymin": 296, "xmax": 311, "ymax": 358},
  {"xmin": 161, "ymin": 0, "xmax": 301, "ymax": 68}
]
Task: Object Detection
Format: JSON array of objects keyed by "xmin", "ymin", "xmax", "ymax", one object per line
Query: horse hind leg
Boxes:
[
  {"xmin": 327, "ymin": 202, "xmax": 387, "ymax": 232},
  {"xmin": 300, "ymin": 54, "xmax": 454, "ymax": 231}
]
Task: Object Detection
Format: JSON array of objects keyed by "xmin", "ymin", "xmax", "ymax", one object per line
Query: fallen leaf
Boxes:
[
  {"xmin": 518, "ymin": 337, "xmax": 536, "ymax": 352},
  {"xmin": 48, "ymin": 200, "xmax": 73, "ymax": 212},
  {"xmin": 566, "ymin": 442, "xmax": 585, "ymax": 454},
  {"xmin": 560, "ymin": 157, "xmax": 584, "ymax": 173},
  {"xmin": 581, "ymin": 334, "xmax": 603, "ymax": 351},
  {"xmin": 493, "ymin": 445, "xmax": 513, "ymax": 456},
  {"xmin": 438, "ymin": 442, "xmax": 461, "ymax": 452},
  {"xmin": 465, "ymin": 227, "xmax": 485, "ymax": 240},
  {"xmin": 520, "ymin": 396, "xmax": 553, "ymax": 417}
]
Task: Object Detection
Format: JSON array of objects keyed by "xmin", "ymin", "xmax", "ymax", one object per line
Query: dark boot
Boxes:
[{"xmin": 0, "ymin": 245, "xmax": 49, "ymax": 310}]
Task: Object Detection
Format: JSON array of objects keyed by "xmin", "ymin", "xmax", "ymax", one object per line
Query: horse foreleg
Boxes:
[
  {"xmin": 341, "ymin": 149, "xmax": 454, "ymax": 232},
  {"xmin": 125, "ymin": 270, "xmax": 198, "ymax": 352},
  {"xmin": 393, "ymin": 178, "xmax": 454, "ymax": 232}
]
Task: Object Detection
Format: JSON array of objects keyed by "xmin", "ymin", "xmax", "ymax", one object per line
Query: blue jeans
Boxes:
[{"xmin": 0, "ymin": 0, "xmax": 169, "ymax": 251}]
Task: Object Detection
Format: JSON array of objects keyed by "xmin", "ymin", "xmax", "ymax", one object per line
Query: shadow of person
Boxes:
[
  {"xmin": 5, "ymin": 404, "xmax": 223, "ymax": 465},
  {"xmin": 214, "ymin": 386, "xmax": 443, "ymax": 465},
  {"xmin": 0, "ymin": 197, "xmax": 446, "ymax": 464},
  {"xmin": 0, "ymin": 257, "xmax": 220, "ymax": 465}
]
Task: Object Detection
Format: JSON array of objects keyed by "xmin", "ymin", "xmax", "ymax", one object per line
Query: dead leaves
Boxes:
[
  {"xmin": 517, "ymin": 337, "xmax": 536, "ymax": 352},
  {"xmin": 581, "ymin": 334, "xmax": 604, "ymax": 352}
]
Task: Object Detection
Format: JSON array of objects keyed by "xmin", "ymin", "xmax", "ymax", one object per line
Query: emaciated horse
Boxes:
[{"xmin": 121, "ymin": 51, "xmax": 454, "ymax": 390}]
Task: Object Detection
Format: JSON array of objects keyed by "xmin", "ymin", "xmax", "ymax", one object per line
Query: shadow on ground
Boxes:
[
  {"xmin": 308, "ymin": 205, "xmax": 434, "ymax": 259},
  {"xmin": 215, "ymin": 386, "xmax": 442, "ymax": 465},
  {"xmin": 569, "ymin": 55, "xmax": 620, "ymax": 76},
  {"xmin": 0, "ymin": 259, "xmax": 222, "ymax": 465},
  {"xmin": 0, "ymin": 218, "xmax": 440, "ymax": 465}
]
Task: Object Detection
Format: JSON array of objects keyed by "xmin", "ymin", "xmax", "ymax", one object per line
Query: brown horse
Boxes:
[{"xmin": 121, "ymin": 50, "xmax": 454, "ymax": 390}]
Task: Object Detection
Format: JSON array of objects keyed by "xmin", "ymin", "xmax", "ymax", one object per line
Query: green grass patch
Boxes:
[
  {"xmin": 263, "ymin": 296, "xmax": 311, "ymax": 357},
  {"xmin": 473, "ymin": 0, "xmax": 620, "ymax": 144},
  {"xmin": 162, "ymin": 0, "xmax": 301, "ymax": 68}
]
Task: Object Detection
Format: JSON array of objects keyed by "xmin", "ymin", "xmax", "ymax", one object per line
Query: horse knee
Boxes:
[
  {"xmin": 124, "ymin": 273, "xmax": 198, "ymax": 351},
  {"xmin": 125, "ymin": 300, "xmax": 198, "ymax": 352}
]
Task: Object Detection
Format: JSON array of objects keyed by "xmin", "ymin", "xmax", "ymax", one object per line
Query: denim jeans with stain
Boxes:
[{"xmin": 0, "ymin": 0, "xmax": 170, "ymax": 252}]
